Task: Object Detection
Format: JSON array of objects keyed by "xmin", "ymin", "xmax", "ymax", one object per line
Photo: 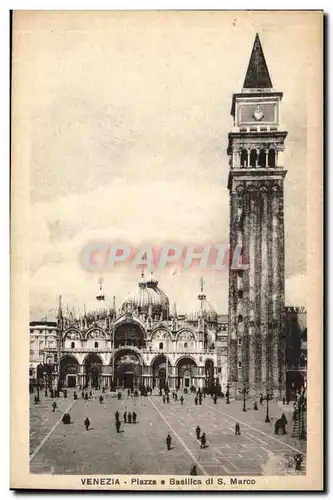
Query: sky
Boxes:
[{"xmin": 13, "ymin": 11, "xmax": 313, "ymax": 320}]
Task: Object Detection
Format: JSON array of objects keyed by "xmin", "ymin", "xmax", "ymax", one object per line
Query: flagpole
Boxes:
[{"xmin": 165, "ymin": 333, "xmax": 169, "ymax": 391}]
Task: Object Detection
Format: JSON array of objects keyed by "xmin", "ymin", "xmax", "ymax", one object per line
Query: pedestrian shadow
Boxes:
[{"xmin": 200, "ymin": 445, "xmax": 209, "ymax": 449}]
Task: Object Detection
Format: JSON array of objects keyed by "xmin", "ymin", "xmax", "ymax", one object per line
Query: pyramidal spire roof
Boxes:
[{"xmin": 243, "ymin": 34, "xmax": 273, "ymax": 89}]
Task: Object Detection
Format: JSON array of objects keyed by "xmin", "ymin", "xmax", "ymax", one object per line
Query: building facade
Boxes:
[
  {"xmin": 227, "ymin": 34, "xmax": 288, "ymax": 395},
  {"xmin": 30, "ymin": 272, "xmax": 228, "ymax": 392},
  {"xmin": 285, "ymin": 306, "xmax": 307, "ymax": 399}
]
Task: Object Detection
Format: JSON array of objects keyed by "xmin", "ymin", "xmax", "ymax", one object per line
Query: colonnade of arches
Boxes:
[
  {"xmin": 58, "ymin": 352, "xmax": 218, "ymax": 391},
  {"xmin": 239, "ymin": 148, "xmax": 276, "ymax": 168}
]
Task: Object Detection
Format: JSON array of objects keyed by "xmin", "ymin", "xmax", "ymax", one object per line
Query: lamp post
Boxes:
[
  {"xmin": 226, "ymin": 382, "xmax": 230, "ymax": 404},
  {"xmin": 239, "ymin": 384, "xmax": 248, "ymax": 412},
  {"xmin": 36, "ymin": 377, "xmax": 40, "ymax": 402},
  {"xmin": 165, "ymin": 333, "xmax": 169, "ymax": 393},
  {"xmin": 265, "ymin": 389, "xmax": 271, "ymax": 423},
  {"xmin": 44, "ymin": 370, "xmax": 48, "ymax": 397},
  {"xmin": 111, "ymin": 320, "xmax": 115, "ymax": 391}
]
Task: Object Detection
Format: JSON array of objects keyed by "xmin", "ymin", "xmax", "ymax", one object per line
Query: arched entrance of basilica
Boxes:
[
  {"xmin": 176, "ymin": 357, "xmax": 198, "ymax": 389},
  {"xmin": 151, "ymin": 355, "xmax": 172, "ymax": 390},
  {"xmin": 85, "ymin": 353, "xmax": 103, "ymax": 389},
  {"xmin": 114, "ymin": 350, "xmax": 142, "ymax": 389},
  {"xmin": 60, "ymin": 355, "xmax": 79, "ymax": 388}
]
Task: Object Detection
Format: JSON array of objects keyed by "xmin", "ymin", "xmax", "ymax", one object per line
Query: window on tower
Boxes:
[
  {"xmin": 238, "ymin": 361, "xmax": 242, "ymax": 368},
  {"xmin": 240, "ymin": 149, "xmax": 248, "ymax": 168},
  {"xmin": 71, "ymin": 342, "xmax": 75, "ymax": 349},
  {"xmin": 258, "ymin": 149, "xmax": 266, "ymax": 167},
  {"xmin": 250, "ymin": 149, "xmax": 257, "ymax": 167},
  {"xmin": 237, "ymin": 315, "xmax": 243, "ymax": 323},
  {"xmin": 268, "ymin": 148, "xmax": 276, "ymax": 167},
  {"xmin": 159, "ymin": 342, "xmax": 163, "ymax": 350},
  {"xmin": 94, "ymin": 341, "xmax": 98, "ymax": 348}
]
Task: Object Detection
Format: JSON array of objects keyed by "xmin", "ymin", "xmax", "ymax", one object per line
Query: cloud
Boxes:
[{"xmin": 29, "ymin": 178, "xmax": 229, "ymax": 317}]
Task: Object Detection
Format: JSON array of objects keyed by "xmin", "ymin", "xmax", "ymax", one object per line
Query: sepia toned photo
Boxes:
[{"xmin": 11, "ymin": 10, "xmax": 323, "ymax": 491}]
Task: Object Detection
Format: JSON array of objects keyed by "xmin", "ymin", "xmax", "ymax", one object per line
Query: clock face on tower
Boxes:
[
  {"xmin": 237, "ymin": 102, "xmax": 278, "ymax": 126},
  {"xmin": 253, "ymin": 106, "xmax": 264, "ymax": 121}
]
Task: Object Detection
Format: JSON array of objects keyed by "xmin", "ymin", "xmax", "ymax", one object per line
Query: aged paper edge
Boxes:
[{"xmin": 10, "ymin": 10, "xmax": 323, "ymax": 491}]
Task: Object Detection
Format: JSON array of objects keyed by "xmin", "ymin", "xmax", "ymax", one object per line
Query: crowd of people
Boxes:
[{"xmin": 32, "ymin": 384, "xmax": 305, "ymax": 473}]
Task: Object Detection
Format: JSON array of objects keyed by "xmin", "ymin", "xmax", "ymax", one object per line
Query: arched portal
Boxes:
[
  {"xmin": 176, "ymin": 357, "xmax": 198, "ymax": 390},
  {"xmin": 114, "ymin": 322, "xmax": 145, "ymax": 349},
  {"xmin": 84, "ymin": 353, "xmax": 103, "ymax": 389},
  {"xmin": 60, "ymin": 355, "xmax": 79, "ymax": 388},
  {"xmin": 114, "ymin": 349, "xmax": 142, "ymax": 389},
  {"xmin": 151, "ymin": 355, "xmax": 172, "ymax": 390},
  {"xmin": 205, "ymin": 359, "xmax": 215, "ymax": 391}
]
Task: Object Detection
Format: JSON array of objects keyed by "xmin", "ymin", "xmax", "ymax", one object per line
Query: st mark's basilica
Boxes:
[{"xmin": 30, "ymin": 272, "xmax": 228, "ymax": 392}]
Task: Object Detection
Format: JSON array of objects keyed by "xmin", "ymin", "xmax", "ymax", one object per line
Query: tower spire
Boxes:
[{"xmin": 243, "ymin": 33, "xmax": 272, "ymax": 89}]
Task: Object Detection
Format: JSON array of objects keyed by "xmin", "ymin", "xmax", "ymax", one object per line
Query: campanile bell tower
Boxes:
[{"xmin": 227, "ymin": 34, "xmax": 287, "ymax": 394}]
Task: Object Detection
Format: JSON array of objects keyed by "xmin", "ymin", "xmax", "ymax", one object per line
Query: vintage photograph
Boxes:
[{"xmin": 11, "ymin": 10, "xmax": 323, "ymax": 490}]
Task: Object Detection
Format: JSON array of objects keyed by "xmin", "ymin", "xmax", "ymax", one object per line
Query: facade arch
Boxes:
[{"xmin": 59, "ymin": 354, "xmax": 79, "ymax": 389}]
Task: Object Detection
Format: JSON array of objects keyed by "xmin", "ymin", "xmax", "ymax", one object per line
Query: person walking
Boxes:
[
  {"xmin": 132, "ymin": 411, "xmax": 137, "ymax": 424},
  {"xmin": 81, "ymin": 391, "xmax": 85, "ymax": 399},
  {"xmin": 52, "ymin": 401, "xmax": 57, "ymax": 413},
  {"xmin": 200, "ymin": 433, "xmax": 206, "ymax": 449},
  {"xmin": 116, "ymin": 420, "xmax": 121, "ymax": 433},
  {"xmin": 123, "ymin": 411, "xmax": 127, "ymax": 423},
  {"xmin": 74, "ymin": 391, "xmax": 78, "ymax": 400},
  {"xmin": 99, "ymin": 395, "xmax": 104, "ymax": 404},
  {"xmin": 253, "ymin": 401, "xmax": 258, "ymax": 411},
  {"xmin": 235, "ymin": 422, "xmax": 241, "ymax": 435},
  {"xmin": 166, "ymin": 434, "xmax": 172, "ymax": 451},
  {"xmin": 85, "ymin": 392, "xmax": 88, "ymax": 400},
  {"xmin": 162, "ymin": 395, "xmax": 166, "ymax": 404},
  {"xmin": 84, "ymin": 417, "xmax": 90, "ymax": 430},
  {"xmin": 128, "ymin": 412, "xmax": 132, "ymax": 424},
  {"xmin": 294, "ymin": 453, "xmax": 303, "ymax": 471},
  {"xmin": 194, "ymin": 397, "xmax": 198, "ymax": 406},
  {"xmin": 213, "ymin": 394, "xmax": 217, "ymax": 405},
  {"xmin": 180, "ymin": 395, "xmax": 184, "ymax": 405},
  {"xmin": 195, "ymin": 425, "xmax": 201, "ymax": 439},
  {"xmin": 190, "ymin": 465, "xmax": 197, "ymax": 475},
  {"xmin": 115, "ymin": 411, "xmax": 120, "ymax": 422},
  {"xmin": 166, "ymin": 394, "xmax": 170, "ymax": 404}
]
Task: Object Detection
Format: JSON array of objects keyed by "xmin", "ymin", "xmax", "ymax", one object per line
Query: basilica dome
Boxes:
[
  {"xmin": 187, "ymin": 278, "xmax": 218, "ymax": 323},
  {"xmin": 85, "ymin": 280, "xmax": 112, "ymax": 322},
  {"xmin": 121, "ymin": 271, "xmax": 169, "ymax": 319}
]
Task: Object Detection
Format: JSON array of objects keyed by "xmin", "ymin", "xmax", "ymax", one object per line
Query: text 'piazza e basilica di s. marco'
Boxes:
[{"xmin": 29, "ymin": 34, "xmax": 307, "ymax": 401}]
